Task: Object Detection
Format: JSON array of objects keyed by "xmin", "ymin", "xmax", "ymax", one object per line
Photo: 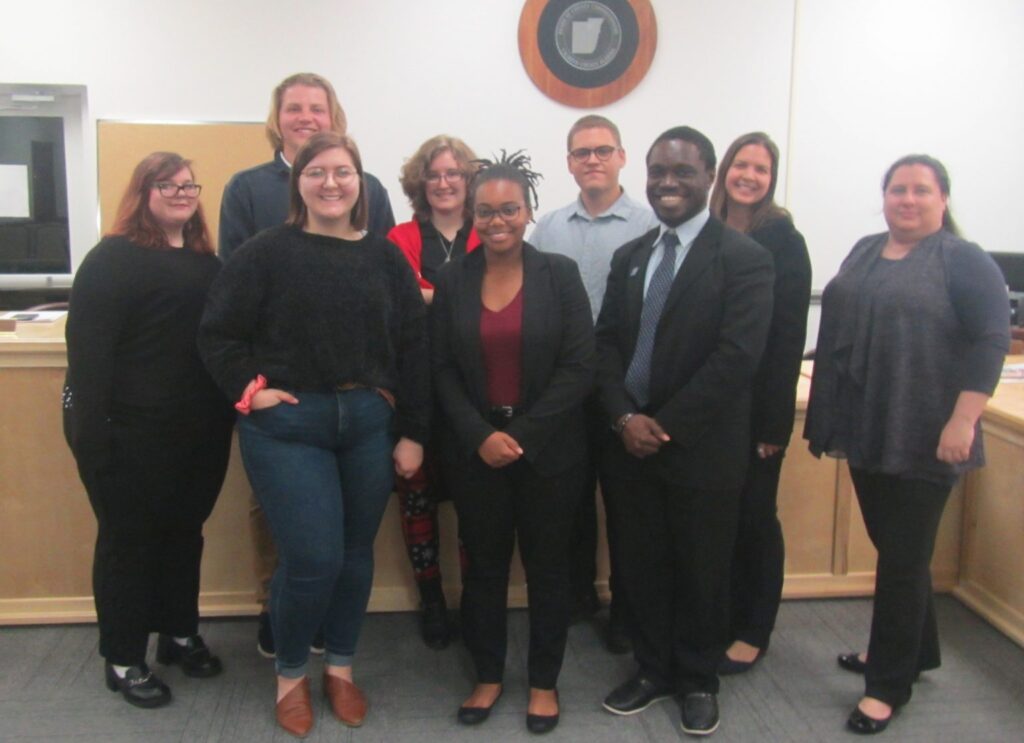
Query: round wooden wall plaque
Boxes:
[{"xmin": 518, "ymin": 0, "xmax": 657, "ymax": 108}]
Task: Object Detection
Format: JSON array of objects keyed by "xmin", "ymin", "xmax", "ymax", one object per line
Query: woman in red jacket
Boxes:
[{"xmin": 387, "ymin": 135, "xmax": 480, "ymax": 648}]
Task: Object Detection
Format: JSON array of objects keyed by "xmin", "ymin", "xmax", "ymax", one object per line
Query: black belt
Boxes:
[{"xmin": 487, "ymin": 405, "xmax": 523, "ymax": 429}]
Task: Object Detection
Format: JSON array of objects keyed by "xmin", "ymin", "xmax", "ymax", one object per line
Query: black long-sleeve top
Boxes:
[
  {"xmin": 64, "ymin": 236, "xmax": 230, "ymax": 467},
  {"xmin": 198, "ymin": 225, "xmax": 430, "ymax": 443}
]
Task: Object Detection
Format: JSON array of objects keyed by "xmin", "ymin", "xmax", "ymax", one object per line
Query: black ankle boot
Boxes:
[{"xmin": 418, "ymin": 582, "xmax": 451, "ymax": 650}]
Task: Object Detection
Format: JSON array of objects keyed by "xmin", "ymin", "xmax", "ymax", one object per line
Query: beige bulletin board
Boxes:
[{"xmin": 97, "ymin": 121, "xmax": 269, "ymax": 249}]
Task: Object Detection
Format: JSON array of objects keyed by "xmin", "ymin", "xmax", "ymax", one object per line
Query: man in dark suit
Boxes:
[{"xmin": 597, "ymin": 126, "xmax": 774, "ymax": 736}]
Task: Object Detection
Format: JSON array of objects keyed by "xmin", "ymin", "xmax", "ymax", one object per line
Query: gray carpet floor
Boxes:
[{"xmin": 1, "ymin": 596, "xmax": 1022, "ymax": 742}]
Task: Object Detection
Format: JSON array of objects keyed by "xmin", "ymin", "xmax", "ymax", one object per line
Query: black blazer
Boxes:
[
  {"xmin": 595, "ymin": 217, "xmax": 774, "ymax": 489},
  {"xmin": 749, "ymin": 218, "xmax": 812, "ymax": 447},
  {"xmin": 431, "ymin": 243, "xmax": 595, "ymax": 477}
]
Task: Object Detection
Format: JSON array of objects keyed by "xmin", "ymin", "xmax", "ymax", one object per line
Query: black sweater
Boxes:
[
  {"xmin": 64, "ymin": 237, "xmax": 229, "ymax": 466},
  {"xmin": 198, "ymin": 225, "xmax": 430, "ymax": 443}
]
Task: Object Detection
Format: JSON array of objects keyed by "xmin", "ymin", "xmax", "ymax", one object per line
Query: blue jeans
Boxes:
[{"xmin": 238, "ymin": 389, "xmax": 394, "ymax": 678}]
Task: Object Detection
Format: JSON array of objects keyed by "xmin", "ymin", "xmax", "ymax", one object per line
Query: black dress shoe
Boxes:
[
  {"xmin": 847, "ymin": 705, "xmax": 893, "ymax": 734},
  {"xmin": 104, "ymin": 662, "xmax": 172, "ymax": 708},
  {"xmin": 718, "ymin": 647, "xmax": 764, "ymax": 675},
  {"xmin": 526, "ymin": 689, "xmax": 559, "ymax": 734},
  {"xmin": 457, "ymin": 688, "xmax": 503, "ymax": 725},
  {"xmin": 156, "ymin": 634, "xmax": 223, "ymax": 678},
  {"xmin": 837, "ymin": 652, "xmax": 868, "ymax": 674},
  {"xmin": 603, "ymin": 674, "xmax": 674, "ymax": 715},
  {"xmin": 257, "ymin": 612, "xmax": 275, "ymax": 659},
  {"xmin": 680, "ymin": 692, "xmax": 720, "ymax": 736},
  {"xmin": 420, "ymin": 600, "xmax": 451, "ymax": 650}
]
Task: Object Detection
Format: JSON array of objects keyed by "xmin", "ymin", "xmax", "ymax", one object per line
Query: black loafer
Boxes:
[
  {"xmin": 718, "ymin": 647, "xmax": 764, "ymax": 675},
  {"xmin": 156, "ymin": 634, "xmax": 223, "ymax": 678},
  {"xmin": 603, "ymin": 674, "xmax": 674, "ymax": 715},
  {"xmin": 847, "ymin": 705, "xmax": 893, "ymax": 734},
  {"xmin": 680, "ymin": 692, "xmax": 719, "ymax": 736},
  {"xmin": 837, "ymin": 652, "xmax": 868, "ymax": 674},
  {"xmin": 104, "ymin": 662, "xmax": 171, "ymax": 708},
  {"xmin": 421, "ymin": 600, "xmax": 451, "ymax": 650},
  {"xmin": 457, "ymin": 688, "xmax": 503, "ymax": 725}
]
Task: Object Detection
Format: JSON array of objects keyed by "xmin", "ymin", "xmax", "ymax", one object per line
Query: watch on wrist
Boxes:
[{"xmin": 613, "ymin": 412, "xmax": 635, "ymax": 435}]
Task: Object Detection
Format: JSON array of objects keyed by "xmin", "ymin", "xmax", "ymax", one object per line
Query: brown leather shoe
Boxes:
[
  {"xmin": 276, "ymin": 677, "xmax": 313, "ymax": 738},
  {"xmin": 324, "ymin": 673, "xmax": 367, "ymax": 727}
]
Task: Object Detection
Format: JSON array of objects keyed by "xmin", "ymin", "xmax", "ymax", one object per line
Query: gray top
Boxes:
[
  {"xmin": 805, "ymin": 230, "xmax": 1010, "ymax": 485},
  {"xmin": 529, "ymin": 189, "xmax": 658, "ymax": 321}
]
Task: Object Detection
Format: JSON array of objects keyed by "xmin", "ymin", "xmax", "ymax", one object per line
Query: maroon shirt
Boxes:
[{"xmin": 480, "ymin": 288, "xmax": 523, "ymax": 406}]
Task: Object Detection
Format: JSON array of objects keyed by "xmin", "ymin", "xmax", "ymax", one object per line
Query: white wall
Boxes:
[{"xmin": 1, "ymin": 0, "xmax": 1021, "ymax": 314}]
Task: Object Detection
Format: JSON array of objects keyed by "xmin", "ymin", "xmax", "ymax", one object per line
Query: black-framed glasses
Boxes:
[
  {"xmin": 474, "ymin": 204, "xmax": 523, "ymax": 222},
  {"xmin": 154, "ymin": 182, "xmax": 201, "ymax": 197},
  {"xmin": 301, "ymin": 167, "xmax": 358, "ymax": 183},
  {"xmin": 569, "ymin": 145, "xmax": 619, "ymax": 163},
  {"xmin": 425, "ymin": 169, "xmax": 464, "ymax": 184}
]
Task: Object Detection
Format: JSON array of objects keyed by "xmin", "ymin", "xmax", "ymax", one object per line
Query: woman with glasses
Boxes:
[
  {"xmin": 64, "ymin": 152, "xmax": 234, "ymax": 709},
  {"xmin": 386, "ymin": 135, "xmax": 480, "ymax": 650},
  {"xmin": 199, "ymin": 132, "xmax": 428, "ymax": 737},
  {"xmin": 431, "ymin": 151, "xmax": 594, "ymax": 734}
]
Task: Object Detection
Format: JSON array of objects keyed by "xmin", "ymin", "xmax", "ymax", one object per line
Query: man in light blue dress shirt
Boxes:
[{"xmin": 529, "ymin": 115, "xmax": 658, "ymax": 654}]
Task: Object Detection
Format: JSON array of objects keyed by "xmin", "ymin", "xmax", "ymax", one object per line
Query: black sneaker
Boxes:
[{"xmin": 257, "ymin": 612, "xmax": 275, "ymax": 659}]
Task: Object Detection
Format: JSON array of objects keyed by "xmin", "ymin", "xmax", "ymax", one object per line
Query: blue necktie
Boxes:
[{"xmin": 624, "ymin": 231, "xmax": 680, "ymax": 408}]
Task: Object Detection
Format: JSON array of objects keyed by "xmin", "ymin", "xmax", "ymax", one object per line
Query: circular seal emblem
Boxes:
[
  {"xmin": 553, "ymin": 2, "xmax": 624, "ymax": 73},
  {"xmin": 519, "ymin": 0, "xmax": 656, "ymax": 107}
]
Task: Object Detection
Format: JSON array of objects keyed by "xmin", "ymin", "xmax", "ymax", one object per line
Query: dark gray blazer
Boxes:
[{"xmin": 430, "ymin": 243, "xmax": 595, "ymax": 477}]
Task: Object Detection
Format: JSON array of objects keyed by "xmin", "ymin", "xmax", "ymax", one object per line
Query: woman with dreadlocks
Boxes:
[{"xmin": 430, "ymin": 151, "xmax": 595, "ymax": 734}]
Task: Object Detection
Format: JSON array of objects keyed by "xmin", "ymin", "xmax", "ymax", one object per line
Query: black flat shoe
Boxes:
[
  {"xmin": 847, "ymin": 705, "xmax": 894, "ymax": 734},
  {"xmin": 603, "ymin": 674, "xmax": 674, "ymax": 715},
  {"xmin": 526, "ymin": 689, "xmax": 559, "ymax": 734},
  {"xmin": 837, "ymin": 652, "xmax": 868, "ymax": 674},
  {"xmin": 104, "ymin": 662, "xmax": 171, "ymax": 708},
  {"xmin": 457, "ymin": 687, "xmax": 503, "ymax": 725},
  {"xmin": 156, "ymin": 634, "xmax": 223, "ymax": 678},
  {"xmin": 718, "ymin": 647, "xmax": 765, "ymax": 675},
  {"xmin": 420, "ymin": 600, "xmax": 451, "ymax": 650}
]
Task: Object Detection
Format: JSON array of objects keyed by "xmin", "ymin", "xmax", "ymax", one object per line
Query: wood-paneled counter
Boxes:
[{"xmin": 2, "ymin": 317, "xmax": 1021, "ymax": 650}]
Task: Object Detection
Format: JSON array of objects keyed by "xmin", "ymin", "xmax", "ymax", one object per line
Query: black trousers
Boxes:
[
  {"xmin": 77, "ymin": 406, "xmax": 233, "ymax": 666},
  {"xmin": 728, "ymin": 447, "xmax": 786, "ymax": 649},
  {"xmin": 447, "ymin": 454, "xmax": 584, "ymax": 689},
  {"xmin": 849, "ymin": 467, "xmax": 951, "ymax": 707},
  {"xmin": 568, "ymin": 394, "xmax": 631, "ymax": 626},
  {"xmin": 602, "ymin": 442, "xmax": 741, "ymax": 694}
]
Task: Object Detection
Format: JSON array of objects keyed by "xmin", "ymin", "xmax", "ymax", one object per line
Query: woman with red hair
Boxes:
[{"xmin": 64, "ymin": 152, "xmax": 235, "ymax": 709}]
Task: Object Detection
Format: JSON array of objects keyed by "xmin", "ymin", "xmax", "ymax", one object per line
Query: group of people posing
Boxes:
[{"xmin": 62, "ymin": 72, "xmax": 1010, "ymax": 738}]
